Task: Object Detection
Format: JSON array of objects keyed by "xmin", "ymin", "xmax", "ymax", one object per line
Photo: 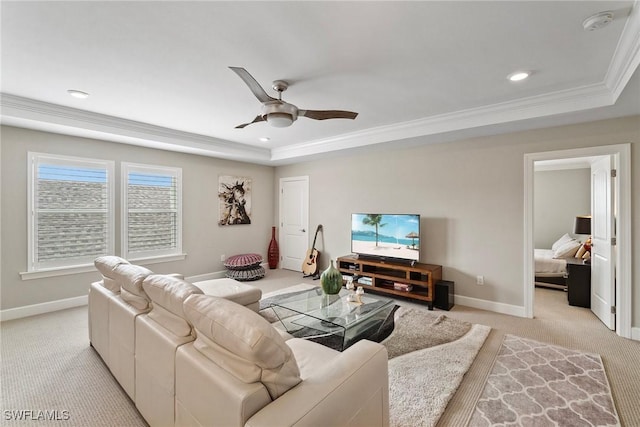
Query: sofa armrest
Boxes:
[{"xmin": 245, "ymin": 340, "xmax": 389, "ymax": 427}]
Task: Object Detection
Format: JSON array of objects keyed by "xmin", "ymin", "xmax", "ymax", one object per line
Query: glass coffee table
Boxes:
[{"xmin": 268, "ymin": 287, "xmax": 396, "ymax": 351}]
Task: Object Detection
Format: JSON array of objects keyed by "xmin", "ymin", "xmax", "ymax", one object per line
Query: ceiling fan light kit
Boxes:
[
  {"xmin": 266, "ymin": 112, "xmax": 294, "ymax": 128},
  {"xmin": 229, "ymin": 66, "xmax": 358, "ymax": 129}
]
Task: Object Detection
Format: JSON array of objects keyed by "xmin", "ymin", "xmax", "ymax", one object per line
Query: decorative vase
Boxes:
[
  {"xmin": 320, "ymin": 260, "xmax": 343, "ymax": 295},
  {"xmin": 267, "ymin": 226, "xmax": 279, "ymax": 269}
]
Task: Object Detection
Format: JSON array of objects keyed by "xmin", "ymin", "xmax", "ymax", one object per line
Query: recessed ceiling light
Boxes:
[
  {"xmin": 507, "ymin": 71, "xmax": 530, "ymax": 82},
  {"xmin": 67, "ymin": 89, "xmax": 89, "ymax": 99},
  {"xmin": 259, "ymin": 137, "xmax": 271, "ymax": 142}
]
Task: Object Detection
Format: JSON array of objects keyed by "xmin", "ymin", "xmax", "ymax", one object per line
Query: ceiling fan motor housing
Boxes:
[{"xmin": 262, "ymin": 101, "xmax": 298, "ymax": 127}]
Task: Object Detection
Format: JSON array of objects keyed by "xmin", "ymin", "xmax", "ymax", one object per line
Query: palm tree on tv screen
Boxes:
[{"xmin": 362, "ymin": 214, "xmax": 386, "ymax": 247}]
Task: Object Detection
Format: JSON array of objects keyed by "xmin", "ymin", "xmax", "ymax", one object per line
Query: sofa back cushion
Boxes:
[
  {"xmin": 143, "ymin": 274, "xmax": 203, "ymax": 337},
  {"xmin": 94, "ymin": 256, "xmax": 130, "ymax": 292},
  {"xmin": 183, "ymin": 294, "xmax": 301, "ymax": 400},
  {"xmin": 112, "ymin": 264, "xmax": 153, "ymax": 310}
]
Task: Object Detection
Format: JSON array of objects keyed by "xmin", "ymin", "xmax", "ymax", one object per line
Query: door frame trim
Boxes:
[
  {"xmin": 523, "ymin": 143, "xmax": 631, "ymax": 338},
  {"xmin": 278, "ymin": 175, "xmax": 309, "ymax": 271}
]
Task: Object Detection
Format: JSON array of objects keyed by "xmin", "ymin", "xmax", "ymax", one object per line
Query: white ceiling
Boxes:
[{"xmin": 1, "ymin": 1, "xmax": 639, "ymax": 165}]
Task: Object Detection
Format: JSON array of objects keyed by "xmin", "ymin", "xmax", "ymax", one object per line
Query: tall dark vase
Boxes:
[{"xmin": 268, "ymin": 226, "xmax": 279, "ymax": 269}]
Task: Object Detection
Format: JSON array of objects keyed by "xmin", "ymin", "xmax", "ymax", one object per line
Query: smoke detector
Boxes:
[{"xmin": 583, "ymin": 11, "xmax": 614, "ymax": 31}]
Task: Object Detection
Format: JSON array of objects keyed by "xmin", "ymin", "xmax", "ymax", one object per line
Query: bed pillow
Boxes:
[
  {"xmin": 551, "ymin": 233, "xmax": 574, "ymax": 251},
  {"xmin": 553, "ymin": 238, "xmax": 581, "ymax": 259}
]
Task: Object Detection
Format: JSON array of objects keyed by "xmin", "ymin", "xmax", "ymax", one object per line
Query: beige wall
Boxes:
[
  {"xmin": 274, "ymin": 116, "xmax": 639, "ymax": 327},
  {"xmin": 0, "ymin": 126, "xmax": 276, "ymax": 310},
  {"xmin": 1, "ymin": 116, "xmax": 638, "ymax": 330},
  {"xmin": 534, "ymin": 168, "xmax": 591, "ymax": 248}
]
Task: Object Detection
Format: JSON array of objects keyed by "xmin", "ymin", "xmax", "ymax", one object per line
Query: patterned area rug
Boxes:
[{"xmin": 468, "ymin": 335, "xmax": 620, "ymax": 426}]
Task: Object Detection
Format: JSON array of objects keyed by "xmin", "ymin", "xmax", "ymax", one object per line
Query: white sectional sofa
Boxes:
[{"xmin": 88, "ymin": 256, "xmax": 390, "ymax": 427}]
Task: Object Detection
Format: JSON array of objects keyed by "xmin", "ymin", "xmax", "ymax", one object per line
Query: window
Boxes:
[
  {"xmin": 28, "ymin": 153, "xmax": 114, "ymax": 272},
  {"xmin": 122, "ymin": 163, "xmax": 182, "ymax": 260}
]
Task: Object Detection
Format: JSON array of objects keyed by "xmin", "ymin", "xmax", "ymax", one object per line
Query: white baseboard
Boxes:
[
  {"xmin": 0, "ymin": 295, "xmax": 88, "ymax": 322},
  {"xmin": 454, "ymin": 294, "xmax": 526, "ymax": 318},
  {"xmin": 631, "ymin": 327, "xmax": 640, "ymax": 341},
  {"xmin": 0, "ymin": 268, "xmax": 229, "ymax": 322}
]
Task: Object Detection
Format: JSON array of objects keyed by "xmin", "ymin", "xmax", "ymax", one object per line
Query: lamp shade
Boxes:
[{"xmin": 574, "ymin": 215, "xmax": 591, "ymax": 235}]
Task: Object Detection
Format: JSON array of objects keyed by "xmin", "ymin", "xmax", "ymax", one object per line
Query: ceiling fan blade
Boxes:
[
  {"xmin": 298, "ymin": 110, "xmax": 358, "ymax": 120},
  {"xmin": 229, "ymin": 67, "xmax": 276, "ymax": 103},
  {"xmin": 235, "ymin": 115, "xmax": 266, "ymax": 129}
]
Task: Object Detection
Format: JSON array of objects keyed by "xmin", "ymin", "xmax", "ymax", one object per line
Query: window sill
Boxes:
[
  {"xmin": 127, "ymin": 253, "xmax": 187, "ymax": 265},
  {"xmin": 20, "ymin": 253, "xmax": 187, "ymax": 281},
  {"xmin": 20, "ymin": 264, "xmax": 98, "ymax": 280}
]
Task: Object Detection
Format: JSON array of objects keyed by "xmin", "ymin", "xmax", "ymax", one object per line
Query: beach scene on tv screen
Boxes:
[{"xmin": 351, "ymin": 214, "xmax": 420, "ymax": 261}]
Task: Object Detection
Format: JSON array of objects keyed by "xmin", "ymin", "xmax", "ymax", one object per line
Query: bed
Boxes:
[
  {"xmin": 534, "ymin": 248, "xmax": 568, "ymax": 290},
  {"xmin": 534, "ymin": 233, "xmax": 585, "ymax": 290}
]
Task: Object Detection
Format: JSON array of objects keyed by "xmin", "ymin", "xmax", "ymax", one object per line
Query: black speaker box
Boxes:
[{"xmin": 435, "ymin": 280, "xmax": 454, "ymax": 310}]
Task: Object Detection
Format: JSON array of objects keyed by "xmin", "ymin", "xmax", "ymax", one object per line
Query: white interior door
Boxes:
[
  {"xmin": 279, "ymin": 176, "xmax": 309, "ymax": 271},
  {"xmin": 591, "ymin": 156, "xmax": 615, "ymax": 329}
]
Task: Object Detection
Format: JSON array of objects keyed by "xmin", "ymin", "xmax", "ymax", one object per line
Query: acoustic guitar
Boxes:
[{"xmin": 302, "ymin": 225, "xmax": 322, "ymax": 277}]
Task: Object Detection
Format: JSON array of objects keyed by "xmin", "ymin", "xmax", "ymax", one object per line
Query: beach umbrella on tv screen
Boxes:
[{"xmin": 405, "ymin": 231, "xmax": 419, "ymax": 248}]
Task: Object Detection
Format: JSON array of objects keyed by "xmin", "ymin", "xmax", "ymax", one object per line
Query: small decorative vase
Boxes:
[
  {"xmin": 267, "ymin": 226, "xmax": 279, "ymax": 269},
  {"xmin": 320, "ymin": 260, "xmax": 343, "ymax": 295}
]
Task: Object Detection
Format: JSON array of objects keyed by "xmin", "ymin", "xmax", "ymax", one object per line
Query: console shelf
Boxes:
[{"xmin": 337, "ymin": 255, "xmax": 442, "ymax": 309}]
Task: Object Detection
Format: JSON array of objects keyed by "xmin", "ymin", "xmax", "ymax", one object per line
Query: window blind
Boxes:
[
  {"xmin": 124, "ymin": 165, "xmax": 181, "ymax": 258},
  {"xmin": 31, "ymin": 155, "xmax": 113, "ymax": 270}
]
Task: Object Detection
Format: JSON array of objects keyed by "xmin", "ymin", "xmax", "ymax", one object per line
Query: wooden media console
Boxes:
[{"xmin": 336, "ymin": 255, "xmax": 442, "ymax": 309}]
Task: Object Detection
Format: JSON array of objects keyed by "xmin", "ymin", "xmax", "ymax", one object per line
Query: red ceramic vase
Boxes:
[{"xmin": 268, "ymin": 226, "xmax": 279, "ymax": 269}]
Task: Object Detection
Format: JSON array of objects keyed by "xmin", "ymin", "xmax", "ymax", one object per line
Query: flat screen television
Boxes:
[{"xmin": 351, "ymin": 213, "xmax": 420, "ymax": 264}]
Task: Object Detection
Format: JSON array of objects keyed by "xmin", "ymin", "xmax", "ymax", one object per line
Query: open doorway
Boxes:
[
  {"xmin": 533, "ymin": 159, "xmax": 591, "ymax": 292},
  {"xmin": 524, "ymin": 144, "xmax": 631, "ymax": 339}
]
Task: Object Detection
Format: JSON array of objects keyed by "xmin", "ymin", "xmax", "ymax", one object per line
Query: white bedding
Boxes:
[{"xmin": 534, "ymin": 249, "xmax": 567, "ymax": 277}]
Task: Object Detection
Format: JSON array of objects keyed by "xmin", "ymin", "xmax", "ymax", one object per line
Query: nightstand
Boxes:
[{"xmin": 566, "ymin": 258, "xmax": 591, "ymax": 308}]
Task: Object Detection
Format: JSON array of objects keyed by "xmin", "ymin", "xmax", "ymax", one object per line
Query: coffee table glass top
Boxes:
[{"xmin": 268, "ymin": 287, "xmax": 395, "ymax": 350}]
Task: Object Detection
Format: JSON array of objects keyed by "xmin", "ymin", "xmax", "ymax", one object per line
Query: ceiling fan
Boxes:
[{"xmin": 230, "ymin": 66, "xmax": 358, "ymax": 129}]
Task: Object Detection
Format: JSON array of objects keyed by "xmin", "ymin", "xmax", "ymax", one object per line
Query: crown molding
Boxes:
[
  {"xmin": 605, "ymin": 0, "xmax": 640, "ymax": 99},
  {"xmin": 0, "ymin": 94, "xmax": 272, "ymax": 164},
  {"xmin": 270, "ymin": 81, "xmax": 615, "ymax": 162}
]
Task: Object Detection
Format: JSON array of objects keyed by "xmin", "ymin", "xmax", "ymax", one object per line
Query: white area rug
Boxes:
[{"xmin": 389, "ymin": 324, "xmax": 490, "ymax": 427}]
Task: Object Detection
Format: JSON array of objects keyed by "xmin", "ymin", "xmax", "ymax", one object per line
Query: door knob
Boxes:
[{"xmin": 301, "ymin": 229, "xmax": 306, "ymax": 232}]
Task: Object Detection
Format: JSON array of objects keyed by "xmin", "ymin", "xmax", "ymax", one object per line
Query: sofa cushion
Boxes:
[
  {"xmin": 224, "ymin": 253, "xmax": 263, "ymax": 270},
  {"xmin": 193, "ymin": 278, "xmax": 262, "ymax": 308},
  {"xmin": 184, "ymin": 294, "xmax": 301, "ymax": 400},
  {"xmin": 143, "ymin": 274, "xmax": 203, "ymax": 337},
  {"xmin": 111, "ymin": 264, "xmax": 153, "ymax": 309},
  {"xmin": 94, "ymin": 256, "xmax": 131, "ymax": 288}
]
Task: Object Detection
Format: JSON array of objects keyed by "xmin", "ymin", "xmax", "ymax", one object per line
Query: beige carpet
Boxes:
[
  {"xmin": 0, "ymin": 306, "xmax": 147, "ymax": 427},
  {"xmin": 2, "ymin": 270, "xmax": 640, "ymax": 426},
  {"xmin": 468, "ymin": 335, "xmax": 619, "ymax": 426}
]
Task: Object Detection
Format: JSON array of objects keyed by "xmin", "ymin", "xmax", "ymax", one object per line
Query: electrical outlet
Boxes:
[
  {"xmin": 476, "ymin": 275, "xmax": 484, "ymax": 285},
  {"xmin": 220, "ymin": 254, "xmax": 226, "ymax": 262}
]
